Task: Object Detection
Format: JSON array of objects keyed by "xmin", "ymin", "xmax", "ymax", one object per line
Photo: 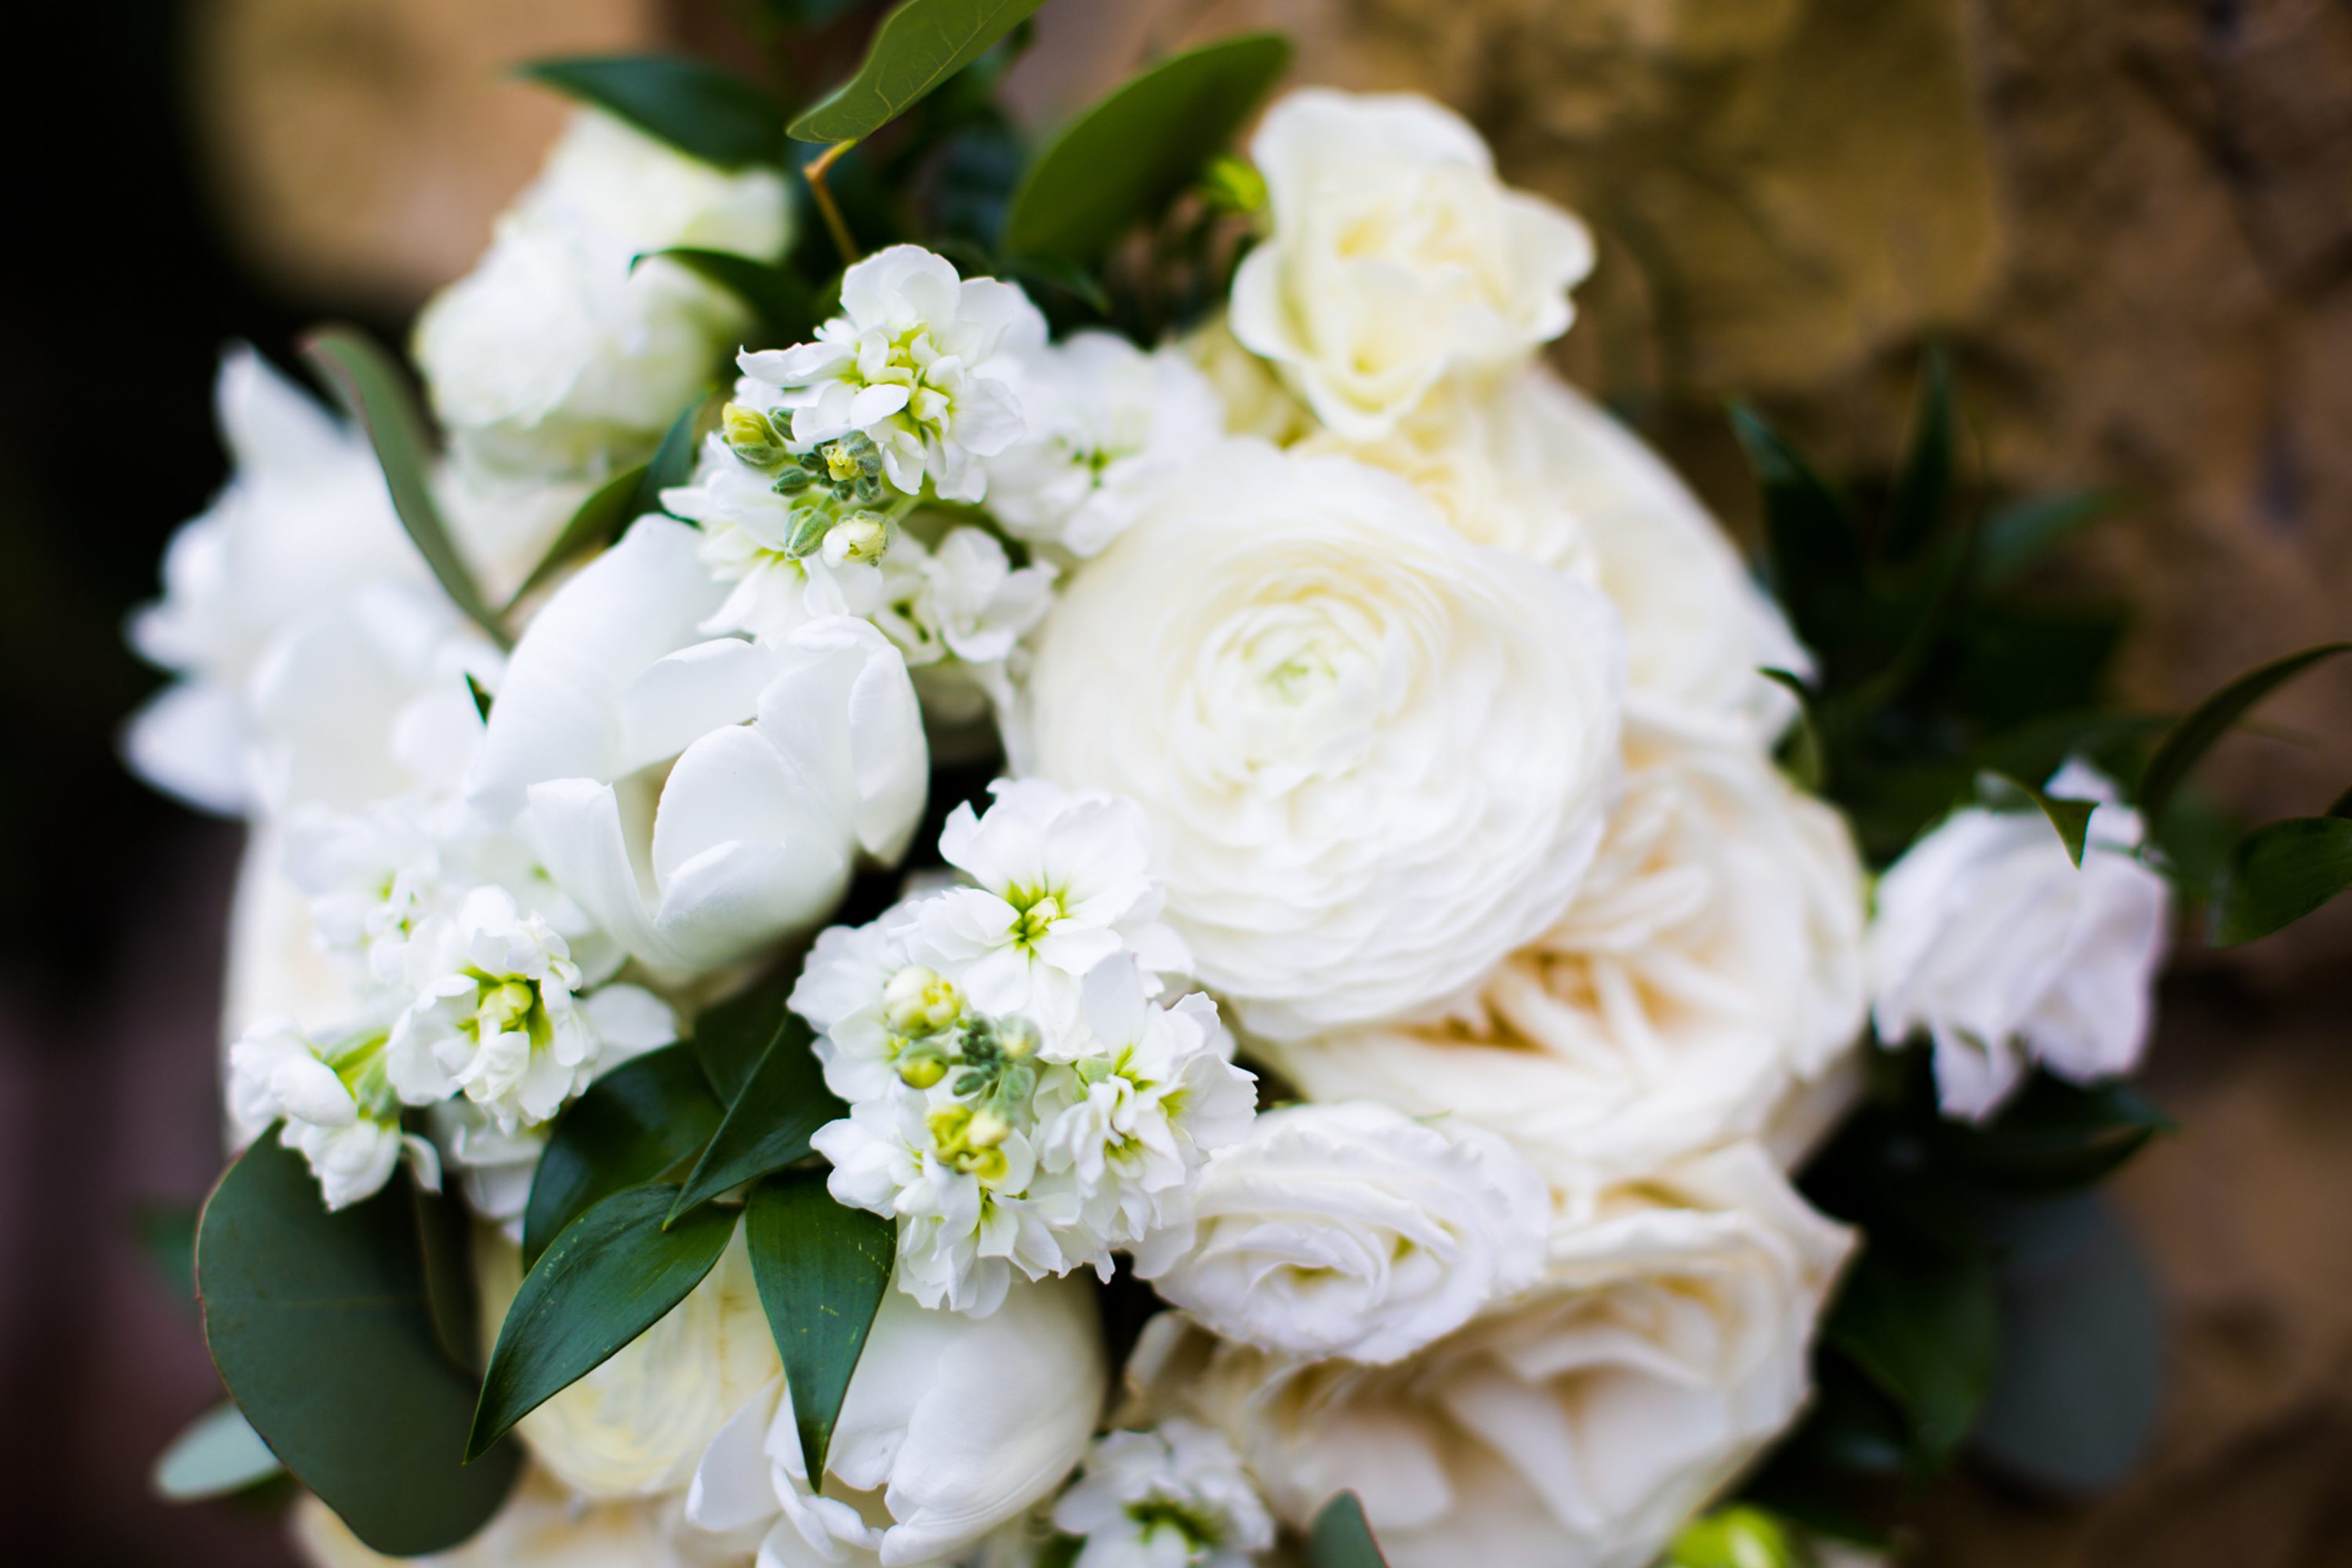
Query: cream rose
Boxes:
[
  {"xmin": 1259, "ymin": 715, "xmax": 1864, "ymax": 1189},
  {"xmin": 1014, "ymin": 442, "xmax": 1623, "ymax": 1040},
  {"xmin": 294, "ymin": 1468, "xmax": 699, "ymax": 1568},
  {"xmin": 1230, "ymin": 89, "xmax": 1595, "ymax": 440},
  {"xmin": 1134, "ymin": 1101, "xmax": 1549, "ymax": 1365},
  {"xmin": 1131, "ymin": 1145, "xmax": 1851, "ymax": 1568}
]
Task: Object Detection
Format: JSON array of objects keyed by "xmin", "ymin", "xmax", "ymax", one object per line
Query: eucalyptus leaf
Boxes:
[
  {"xmin": 669, "ymin": 1011, "xmax": 840, "ymax": 1221},
  {"xmin": 1003, "ymin": 33, "xmax": 1292, "ymax": 263},
  {"xmin": 152, "ymin": 1403, "xmax": 283, "ymax": 1502},
  {"xmin": 470, "ymin": 1184, "xmax": 739, "ymax": 1457},
  {"xmin": 301, "ymin": 328, "xmax": 506, "ymax": 647},
  {"xmin": 2211, "ymin": 814, "xmax": 2352, "ymax": 946},
  {"xmin": 2137, "ymin": 641, "xmax": 2352, "ymax": 830},
  {"xmin": 1976, "ymin": 770, "xmax": 2096, "ymax": 867},
  {"xmin": 1759, "ymin": 667, "xmax": 1826, "ymax": 791},
  {"xmin": 198, "ymin": 1137, "xmax": 521, "ymax": 1553},
  {"xmin": 522, "ymin": 1044, "xmax": 724, "ymax": 1268},
  {"xmin": 1730, "ymin": 405, "xmax": 1868, "ymax": 657},
  {"xmin": 519, "ymin": 56, "xmax": 786, "ymax": 168},
  {"xmin": 642, "ymin": 249, "xmax": 818, "ymax": 346},
  {"xmin": 789, "ymin": 0, "xmax": 1050, "ymax": 145},
  {"xmin": 1825, "ymin": 1238, "xmax": 1998, "ymax": 1467},
  {"xmin": 412, "ymin": 1180, "xmax": 483, "ymax": 1374},
  {"xmin": 1883, "ymin": 346, "xmax": 1952, "ymax": 563},
  {"xmin": 744, "ymin": 1170, "xmax": 895, "ymax": 1475},
  {"xmin": 1308, "ymin": 1492, "xmax": 1390, "ymax": 1567}
]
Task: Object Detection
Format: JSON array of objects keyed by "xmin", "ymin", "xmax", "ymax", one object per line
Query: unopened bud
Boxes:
[
  {"xmin": 784, "ymin": 504, "xmax": 834, "ymax": 561},
  {"xmin": 884, "ymin": 965, "xmax": 961, "ymax": 1033},
  {"xmin": 722, "ymin": 404, "xmax": 786, "ymax": 466},
  {"xmin": 996, "ymin": 1016, "xmax": 1041, "ymax": 1061},
  {"xmin": 896, "ymin": 1051, "xmax": 947, "ymax": 1090},
  {"xmin": 1667, "ymin": 1506, "xmax": 1804, "ymax": 1568},
  {"xmin": 822, "ymin": 441, "xmax": 865, "ymax": 484},
  {"xmin": 966, "ymin": 1109, "xmax": 1012, "ymax": 1149},
  {"xmin": 822, "ymin": 515, "xmax": 889, "ymax": 566},
  {"xmin": 1200, "ymin": 154, "xmax": 1268, "ymax": 215}
]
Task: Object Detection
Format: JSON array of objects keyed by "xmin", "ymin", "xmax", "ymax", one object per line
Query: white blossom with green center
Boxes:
[
  {"xmin": 227, "ymin": 1018, "xmax": 440, "ymax": 1210},
  {"xmin": 1050, "ymin": 1420, "xmax": 1273, "ymax": 1568}
]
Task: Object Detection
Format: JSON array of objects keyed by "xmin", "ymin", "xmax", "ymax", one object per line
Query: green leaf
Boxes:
[
  {"xmin": 2137, "ymin": 641, "xmax": 2352, "ymax": 830},
  {"xmin": 1003, "ymin": 33, "xmax": 1292, "ymax": 264},
  {"xmin": 1976, "ymin": 770, "xmax": 2096, "ymax": 867},
  {"xmin": 134, "ymin": 1200, "xmax": 199, "ymax": 1317},
  {"xmin": 522, "ymin": 1044, "xmax": 725, "ymax": 1269},
  {"xmin": 1759, "ymin": 667, "xmax": 1827, "ymax": 791},
  {"xmin": 470, "ymin": 1184, "xmax": 739, "ymax": 1458},
  {"xmin": 1979, "ymin": 488, "xmax": 2121, "ymax": 586},
  {"xmin": 518, "ymin": 56, "xmax": 786, "ymax": 168},
  {"xmin": 198, "ymin": 1138, "xmax": 521, "ymax": 1553},
  {"xmin": 669, "ymin": 1011, "xmax": 840, "ymax": 1221},
  {"xmin": 412, "ymin": 1181, "xmax": 484, "ymax": 1373},
  {"xmin": 1729, "ymin": 405, "xmax": 1868, "ymax": 655},
  {"xmin": 1308, "ymin": 1492, "xmax": 1390, "ymax": 1567},
  {"xmin": 745, "ymin": 1171, "xmax": 895, "ymax": 1475},
  {"xmin": 1946, "ymin": 1076, "xmax": 2171, "ymax": 1192},
  {"xmin": 1883, "ymin": 346, "xmax": 1953, "ymax": 563},
  {"xmin": 507, "ymin": 462, "xmax": 651, "ymax": 615},
  {"xmin": 2211, "ymin": 814, "xmax": 2352, "ymax": 946},
  {"xmin": 639, "ymin": 392, "xmax": 710, "ymax": 508},
  {"xmin": 690, "ymin": 964, "xmax": 806, "ymax": 1103},
  {"xmin": 466, "ymin": 672, "xmax": 495, "ymax": 724},
  {"xmin": 1826, "ymin": 1238, "xmax": 1999, "ymax": 1467},
  {"xmin": 643, "ymin": 249, "xmax": 818, "ymax": 346},
  {"xmin": 153, "ymin": 1403, "xmax": 284, "ymax": 1502},
  {"xmin": 301, "ymin": 328, "xmax": 507, "ymax": 647},
  {"xmin": 789, "ymin": 0, "xmax": 1051, "ymax": 144}
]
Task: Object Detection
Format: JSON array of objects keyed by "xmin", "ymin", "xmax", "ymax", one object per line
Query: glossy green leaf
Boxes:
[
  {"xmin": 690, "ymin": 964, "xmax": 805, "ymax": 1103},
  {"xmin": 470, "ymin": 1184, "xmax": 739, "ymax": 1457},
  {"xmin": 1308, "ymin": 1492, "xmax": 1390, "ymax": 1567},
  {"xmin": 2211, "ymin": 814, "xmax": 2352, "ymax": 946},
  {"xmin": 198, "ymin": 1137, "xmax": 521, "ymax": 1553},
  {"xmin": 1730, "ymin": 405, "xmax": 1868, "ymax": 654},
  {"xmin": 1826, "ymin": 1238, "xmax": 1998, "ymax": 1467},
  {"xmin": 1946, "ymin": 1076, "xmax": 2171, "ymax": 1192},
  {"xmin": 669, "ymin": 1011, "xmax": 840, "ymax": 1221},
  {"xmin": 789, "ymin": 0, "xmax": 1050, "ymax": 144},
  {"xmin": 640, "ymin": 391, "xmax": 710, "ymax": 506},
  {"xmin": 302, "ymin": 327, "xmax": 506, "ymax": 647},
  {"xmin": 466, "ymin": 673, "xmax": 495, "ymax": 724},
  {"xmin": 2137, "ymin": 641, "xmax": 2352, "ymax": 830},
  {"xmin": 522, "ymin": 1044, "xmax": 725, "ymax": 1268},
  {"xmin": 1759, "ymin": 667, "xmax": 1826, "ymax": 791},
  {"xmin": 643, "ymin": 249, "xmax": 819, "ymax": 346},
  {"xmin": 1667, "ymin": 1505, "xmax": 1807, "ymax": 1568},
  {"xmin": 1003, "ymin": 33, "xmax": 1292, "ymax": 263},
  {"xmin": 1976, "ymin": 770, "xmax": 2096, "ymax": 867},
  {"xmin": 1979, "ymin": 488, "xmax": 2121, "ymax": 585},
  {"xmin": 745, "ymin": 1170, "xmax": 895, "ymax": 1475},
  {"xmin": 518, "ymin": 56, "xmax": 786, "ymax": 168},
  {"xmin": 506, "ymin": 463, "xmax": 649, "ymax": 612},
  {"xmin": 153, "ymin": 1403, "xmax": 283, "ymax": 1501},
  {"xmin": 412, "ymin": 1181, "xmax": 482, "ymax": 1373},
  {"xmin": 1883, "ymin": 346, "xmax": 1953, "ymax": 562}
]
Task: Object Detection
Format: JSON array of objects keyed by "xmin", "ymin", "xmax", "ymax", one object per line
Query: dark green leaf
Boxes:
[
  {"xmin": 1308, "ymin": 1492, "xmax": 1390, "ymax": 1567},
  {"xmin": 1730, "ymin": 405, "xmax": 1868, "ymax": 655},
  {"xmin": 1976, "ymin": 770, "xmax": 2096, "ymax": 867},
  {"xmin": 745, "ymin": 1170, "xmax": 895, "ymax": 1475},
  {"xmin": 1003, "ymin": 33, "xmax": 1292, "ymax": 264},
  {"xmin": 506, "ymin": 463, "xmax": 651, "ymax": 613},
  {"xmin": 669, "ymin": 1011, "xmax": 840, "ymax": 1221},
  {"xmin": 465, "ymin": 673, "xmax": 495, "ymax": 724},
  {"xmin": 643, "ymin": 249, "xmax": 818, "ymax": 346},
  {"xmin": 789, "ymin": 0, "xmax": 1050, "ymax": 144},
  {"xmin": 518, "ymin": 56, "xmax": 786, "ymax": 169},
  {"xmin": 1946, "ymin": 1076, "xmax": 2171, "ymax": 1192},
  {"xmin": 2329, "ymin": 784, "xmax": 2352, "ymax": 820},
  {"xmin": 2211, "ymin": 815, "xmax": 2352, "ymax": 946},
  {"xmin": 2137, "ymin": 641, "xmax": 2352, "ymax": 830},
  {"xmin": 1979, "ymin": 488, "xmax": 2122, "ymax": 586},
  {"xmin": 1883, "ymin": 346, "xmax": 1953, "ymax": 563},
  {"xmin": 153, "ymin": 1403, "xmax": 284, "ymax": 1502},
  {"xmin": 301, "ymin": 328, "xmax": 506, "ymax": 647},
  {"xmin": 522, "ymin": 1044, "xmax": 725, "ymax": 1269},
  {"xmin": 198, "ymin": 1138, "xmax": 521, "ymax": 1553},
  {"xmin": 470, "ymin": 1185, "xmax": 739, "ymax": 1457},
  {"xmin": 690, "ymin": 964, "xmax": 805, "ymax": 1103},
  {"xmin": 1759, "ymin": 668, "xmax": 1827, "ymax": 791},
  {"xmin": 412, "ymin": 1181, "xmax": 483, "ymax": 1373},
  {"xmin": 640, "ymin": 393, "xmax": 710, "ymax": 510},
  {"xmin": 1826, "ymin": 1239, "xmax": 1999, "ymax": 1467}
]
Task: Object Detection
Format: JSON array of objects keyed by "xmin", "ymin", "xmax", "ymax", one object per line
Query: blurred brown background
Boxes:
[{"xmin": 3, "ymin": 1, "xmax": 2348, "ymax": 1563}]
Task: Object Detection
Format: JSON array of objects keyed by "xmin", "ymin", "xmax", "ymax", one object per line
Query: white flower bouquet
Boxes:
[{"xmin": 129, "ymin": 6, "xmax": 2352, "ymax": 1566}]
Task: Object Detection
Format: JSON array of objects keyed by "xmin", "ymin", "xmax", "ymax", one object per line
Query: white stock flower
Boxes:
[
  {"xmin": 1134, "ymin": 1102, "xmax": 1548, "ymax": 1365},
  {"xmin": 1132, "ymin": 1145, "xmax": 1851, "ymax": 1568},
  {"xmin": 414, "ymin": 110, "xmax": 789, "ymax": 485},
  {"xmin": 1229, "ymin": 89, "xmax": 1595, "ymax": 441},
  {"xmin": 1260, "ymin": 717, "xmax": 1865, "ymax": 1189},
  {"xmin": 873, "ymin": 523, "xmax": 1058, "ymax": 727},
  {"xmin": 468, "ymin": 517, "xmax": 926, "ymax": 976},
  {"xmin": 1869, "ymin": 760, "xmax": 2172, "ymax": 1120},
  {"xmin": 1015, "ymin": 443, "xmax": 1623, "ymax": 1040},
  {"xmin": 982, "ymin": 332, "xmax": 1225, "ymax": 559},
  {"xmin": 735, "ymin": 245, "xmax": 1040, "ymax": 502},
  {"xmin": 1052, "ymin": 1420, "xmax": 1274, "ymax": 1568},
  {"xmin": 227, "ymin": 1017, "xmax": 440, "ymax": 1209},
  {"xmin": 686, "ymin": 1272, "xmax": 1105, "ymax": 1568}
]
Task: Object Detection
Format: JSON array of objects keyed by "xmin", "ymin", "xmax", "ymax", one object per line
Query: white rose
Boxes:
[
  {"xmin": 687, "ymin": 1272, "xmax": 1105, "ymax": 1567},
  {"xmin": 1132, "ymin": 1145, "xmax": 1850, "ymax": 1568},
  {"xmin": 467, "ymin": 517, "xmax": 927, "ymax": 976},
  {"xmin": 294, "ymin": 1468, "xmax": 702, "ymax": 1568},
  {"xmin": 1259, "ymin": 717, "xmax": 1864, "ymax": 1190},
  {"xmin": 1134, "ymin": 1101, "xmax": 1549, "ymax": 1365},
  {"xmin": 1179, "ymin": 315, "xmax": 1314, "ymax": 446},
  {"xmin": 473, "ymin": 1228, "xmax": 781, "ymax": 1501},
  {"xmin": 1868, "ymin": 760, "xmax": 2172, "ymax": 1120},
  {"xmin": 1229, "ymin": 89, "xmax": 1595, "ymax": 441},
  {"xmin": 1014, "ymin": 442, "xmax": 1623, "ymax": 1040},
  {"xmin": 414, "ymin": 110, "xmax": 789, "ymax": 486}
]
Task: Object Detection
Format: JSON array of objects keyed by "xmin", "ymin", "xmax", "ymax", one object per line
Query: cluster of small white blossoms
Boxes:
[
  {"xmin": 1047, "ymin": 1420, "xmax": 1275, "ymax": 1568},
  {"xmin": 794, "ymin": 779, "xmax": 1257, "ymax": 1316}
]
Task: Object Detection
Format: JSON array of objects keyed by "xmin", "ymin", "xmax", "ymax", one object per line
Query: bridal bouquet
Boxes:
[{"xmin": 128, "ymin": 5, "xmax": 2352, "ymax": 1566}]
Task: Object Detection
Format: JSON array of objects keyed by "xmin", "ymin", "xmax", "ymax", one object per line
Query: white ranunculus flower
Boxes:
[
  {"xmin": 1229, "ymin": 89, "xmax": 1595, "ymax": 441},
  {"xmin": 1180, "ymin": 315, "xmax": 1315, "ymax": 446},
  {"xmin": 1052, "ymin": 1420, "xmax": 1274, "ymax": 1568},
  {"xmin": 1868, "ymin": 760, "xmax": 2172, "ymax": 1120},
  {"xmin": 1259, "ymin": 717, "xmax": 1864, "ymax": 1190},
  {"xmin": 686, "ymin": 1272, "xmax": 1105, "ymax": 1568},
  {"xmin": 1134, "ymin": 1101, "xmax": 1549, "ymax": 1365},
  {"xmin": 1014, "ymin": 442, "xmax": 1624, "ymax": 1040},
  {"xmin": 1131, "ymin": 1145, "xmax": 1851, "ymax": 1568},
  {"xmin": 467, "ymin": 517, "xmax": 926, "ymax": 977},
  {"xmin": 293, "ymin": 1468, "xmax": 713, "ymax": 1568},
  {"xmin": 414, "ymin": 109, "xmax": 789, "ymax": 486}
]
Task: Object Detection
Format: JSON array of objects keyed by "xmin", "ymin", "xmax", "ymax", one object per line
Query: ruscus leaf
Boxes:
[
  {"xmin": 152, "ymin": 1403, "xmax": 283, "ymax": 1501},
  {"xmin": 506, "ymin": 463, "xmax": 650, "ymax": 613},
  {"xmin": 1826, "ymin": 1238, "xmax": 1999, "ymax": 1468},
  {"xmin": 1759, "ymin": 667, "xmax": 1827, "ymax": 791},
  {"xmin": 1730, "ymin": 405, "xmax": 1869, "ymax": 655},
  {"xmin": 1308, "ymin": 1492, "xmax": 1391, "ymax": 1567},
  {"xmin": 1883, "ymin": 346, "xmax": 1953, "ymax": 563},
  {"xmin": 1976, "ymin": 770, "xmax": 2096, "ymax": 867},
  {"xmin": 789, "ymin": 0, "xmax": 1050, "ymax": 145},
  {"xmin": 522, "ymin": 1044, "xmax": 725, "ymax": 1269},
  {"xmin": 744, "ymin": 1170, "xmax": 895, "ymax": 1475},
  {"xmin": 2211, "ymin": 814, "xmax": 2352, "ymax": 946},
  {"xmin": 1978, "ymin": 488, "xmax": 2121, "ymax": 585},
  {"xmin": 518, "ymin": 56, "xmax": 786, "ymax": 168},
  {"xmin": 689, "ymin": 964, "xmax": 805, "ymax": 1103},
  {"xmin": 669, "ymin": 1010, "xmax": 840, "ymax": 1221},
  {"xmin": 641, "ymin": 249, "xmax": 819, "ymax": 347},
  {"xmin": 2137, "ymin": 641, "xmax": 2352, "ymax": 830}
]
